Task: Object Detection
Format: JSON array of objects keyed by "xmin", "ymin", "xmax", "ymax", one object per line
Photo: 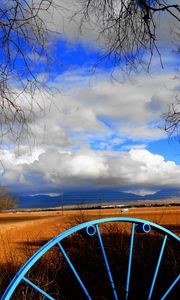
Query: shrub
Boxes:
[{"xmin": 0, "ymin": 186, "xmax": 18, "ymax": 210}]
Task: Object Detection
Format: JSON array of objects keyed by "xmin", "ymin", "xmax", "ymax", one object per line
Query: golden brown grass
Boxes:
[{"xmin": 0, "ymin": 206, "xmax": 179, "ymax": 265}]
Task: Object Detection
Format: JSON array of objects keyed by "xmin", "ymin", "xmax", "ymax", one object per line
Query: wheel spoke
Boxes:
[
  {"xmin": 96, "ymin": 224, "xmax": 118, "ymax": 300},
  {"xmin": 57, "ymin": 242, "xmax": 92, "ymax": 300},
  {"xmin": 160, "ymin": 274, "xmax": 180, "ymax": 300},
  {"xmin": 23, "ymin": 277, "xmax": 55, "ymax": 300},
  {"xmin": 148, "ymin": 235, "xmax": 167, "ymax": 300},
  {"xmin": 125, "ymin": 223, "xmax": 135, "ymax": 300}
]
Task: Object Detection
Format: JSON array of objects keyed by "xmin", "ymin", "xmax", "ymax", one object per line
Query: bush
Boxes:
[{"xmin": 0, "ymin": 186, "xmax": 18, "ymax": 210}]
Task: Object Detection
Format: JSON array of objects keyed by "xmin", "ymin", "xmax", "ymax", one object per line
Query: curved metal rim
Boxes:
[{"xmin": 2, "ymin": 217, "xmax": 179, "ymax": 299}]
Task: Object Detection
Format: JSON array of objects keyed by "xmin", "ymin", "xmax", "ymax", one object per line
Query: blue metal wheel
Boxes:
[{"xmin": 2, "ymin": 217, "xmax": 179, "ymax": 299}]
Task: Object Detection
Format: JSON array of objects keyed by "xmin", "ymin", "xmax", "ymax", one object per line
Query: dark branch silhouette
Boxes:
[
  {"xmin": 77, "ymin": 0, "xmax": 179, "ymax": 71},
  {"xmin": 164, "ymin": 96, "xmax": 180, "ymax": 139},
  {"xmin": 0, "ymin": 0, "xmax": 55, "ymax": 142}
]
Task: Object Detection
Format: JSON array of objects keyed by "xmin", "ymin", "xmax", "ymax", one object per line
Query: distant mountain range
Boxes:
[{"xmin": 15, "ymin": 188, "xmax": 180, "ymax": 209}]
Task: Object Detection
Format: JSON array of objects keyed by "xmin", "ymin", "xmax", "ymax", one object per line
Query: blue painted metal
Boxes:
[
  {"xmin": 135, "ymin": 223, "xmax": 151, "ymax": 233},
  {"xmin": 57, "ymin": 242, "xmax": 92, "ymax": 300},
  {"xmin": 86, "ymin": 225, "xmax": 96, "ymax": 236},
  {"xmin": 96, "ymin": 224, "xmax": 118, "ymax": 300},
  {"xmin": 125, "ymin": 223, "xmax": 135, "ymax": 300},
  {"xmin": 2, "ymin": 217, "xmax": 179, "ymax": 300},
  {"xmin": 23, "ymin": 277, "xmax": 55, "ymax": 300},
  {"xmin": 160, "ymin": 274, "xmax": 180, "ymax": 300},
  {"xmin": 148, "ymin": 235, "xmax": 168, "ymax": 300}
]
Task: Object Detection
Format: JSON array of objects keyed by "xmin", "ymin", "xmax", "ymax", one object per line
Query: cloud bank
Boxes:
[{"xmin": 1, "ymin": 146, "xmax": 180, "ymax": 193}]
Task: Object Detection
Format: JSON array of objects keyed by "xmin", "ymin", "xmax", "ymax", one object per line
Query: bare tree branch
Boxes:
[
  {"xmin": 0, "ymin": 0, "xmax": 56, "ymax": 143},
  {"xmin": 164, "ymin": 96, "xmax": 180, "ymax": 139},
  {"xmin": 76, "ymin": 0, "xmax": 180, "ymax": 71}
]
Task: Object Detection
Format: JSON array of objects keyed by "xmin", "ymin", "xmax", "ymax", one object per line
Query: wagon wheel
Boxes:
[{"xmin": 2, "ymin": 217, "xmax": 180, "ymax": 299}]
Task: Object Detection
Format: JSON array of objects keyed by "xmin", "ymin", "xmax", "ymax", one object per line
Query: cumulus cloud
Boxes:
[
  {"xmin": 28, "ymin": 148, "xmax": 108, "ymax": 185},
  {"xmin": 2, "ymin": 145, "xmax": 180, "ymax": 191},
  {"xmin": 129, "ymin": 149, "xmax": 179, "ymax": 186},
  {"xmin": 39, "ymin": 71, "xmax": 178, "ymax": 143},
  {"xmin": 0, "ymin": 146, "xmax": 44, "ymax": 184}
]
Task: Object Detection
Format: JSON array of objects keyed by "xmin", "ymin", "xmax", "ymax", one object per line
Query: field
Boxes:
[
  {"xmin": 0, "ymin": 205, "xmax": 179, "ymax": 264},
  {"xmin": 0, "ymin": 206, "xmax": 179, "ymax": 299}
]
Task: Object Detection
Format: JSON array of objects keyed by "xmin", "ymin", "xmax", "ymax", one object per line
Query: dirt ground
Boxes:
[{"xmin": 0, "ymin": 206, "xmax": 179, "ymax": 265}]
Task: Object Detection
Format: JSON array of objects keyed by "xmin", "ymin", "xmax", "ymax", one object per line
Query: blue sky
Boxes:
[{"xmin": 0, "ymin": 2, "xmax": 180, "ymax": 197}]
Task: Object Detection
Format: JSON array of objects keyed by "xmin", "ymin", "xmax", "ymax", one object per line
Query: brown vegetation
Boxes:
[{"xmin": 0, "ymin": 187, "xmax": 18, "ymax": 210}]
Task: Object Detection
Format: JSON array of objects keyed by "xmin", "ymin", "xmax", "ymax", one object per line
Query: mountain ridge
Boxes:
[{"xmin": 14, "ymin": 188, "xmax": 180, "ymax": 209}]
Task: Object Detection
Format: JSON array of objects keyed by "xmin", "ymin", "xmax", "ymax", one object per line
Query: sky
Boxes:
[{"xmin": 0, "ymin": 1, "xmax": 180, "ymax": 197}]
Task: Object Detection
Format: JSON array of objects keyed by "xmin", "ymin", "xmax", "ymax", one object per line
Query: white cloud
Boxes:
[
  {"xmin": 124, "ymin": 189, "xmax": 158, "ymax": 196},
  {"xmin": 2, "ymin": 146, "xmax": 180, "ymax": 190},
  {"xmin": 44, "ymin": 71, "xmax": 178, "ymax": 142},
  {"xmin": 30, "ymin": 193, "xmax": 62, "ymax": 197},
  {"xmin": 0, "ymin": 146, "xmax": 44, "ymax": 184},
  {"xmin": 29, "ymin": 148, "xmax": 108, "ymax": 185},
  {"xmin": 70, "ymin": 153, "xmax": 108, "ymax": 178},
  {"xmin": 121, "ymin": 144, "xmax": 147, "ymax": 151},
  {"xmin": 26, "ymin": 147, "xmax": 180, "ymax": 188}
]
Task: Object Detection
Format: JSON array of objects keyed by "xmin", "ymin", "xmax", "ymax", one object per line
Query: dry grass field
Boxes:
[
  {"xmin": 0, "ymin": 205, "xmax": 179, "ymax": 265},
  {"xmin": 0, "ymin": 205, "xmax": 179, "ymax": 299}
]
